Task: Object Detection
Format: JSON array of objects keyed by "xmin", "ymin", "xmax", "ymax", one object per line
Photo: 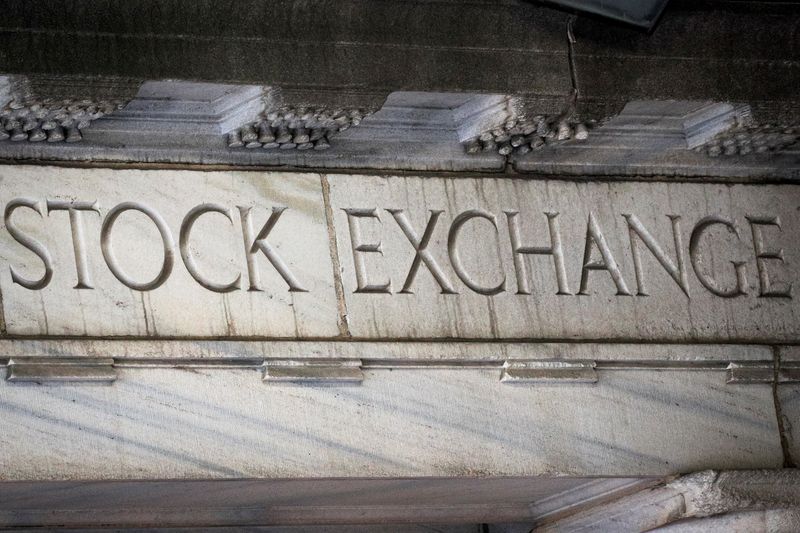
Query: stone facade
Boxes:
[{"xmin": 1, "ymin": 1, "xmax": 799, "ymax": 529}]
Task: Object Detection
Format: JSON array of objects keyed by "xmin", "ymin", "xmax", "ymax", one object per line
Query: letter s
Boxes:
[{"xmin": 5, "ymin": 198, "xmax": 53, "ymax": 290}]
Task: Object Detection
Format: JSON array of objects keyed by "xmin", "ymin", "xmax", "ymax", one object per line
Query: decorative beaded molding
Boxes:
[
  {"xmin": 696, "ymin": 124, "xmax": 799, "ymax": 157},
  {"xmin": 0, "ymin": 97, "xmax": 126, "ymax": 144},
  {"xmin": 227, "ymin": 106, "xmax": 374, "ymax": 151},
  {"xmin": 0, "ymin": 76, "xmax": 795, "ymax": 178},
  {"xmin": 463, "ymin": 114, "xmax": 594, "ymax": 156}
]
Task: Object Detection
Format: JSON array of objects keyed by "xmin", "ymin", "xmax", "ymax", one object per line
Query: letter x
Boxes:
[{"xmin": 387, "ymin": 209, "xmax": 456, "ymax": 294}]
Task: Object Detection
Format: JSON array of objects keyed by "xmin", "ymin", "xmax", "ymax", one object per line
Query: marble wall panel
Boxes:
[{"xmin": 0, "ymin": 366, "xmax": 782, "ymax": 480}]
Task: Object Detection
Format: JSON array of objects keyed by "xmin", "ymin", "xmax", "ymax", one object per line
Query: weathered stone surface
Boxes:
[
  {"xmin": 654, "ymin": 509, "xmax": 800, "ymax": 533},
  {"xmin": 0, "ymin": 166, "xmax": 339, "ymax": 337},
  {"xmin": 0, "ymin": 365, "xmax": 782, "ymax": 480},
  {"xmin": 538, "ymin": 469, "xmax": 800, "ymax": 532},
  {"xmin": 328, "ymin": 174, "xmax": 800, "ymax": 341},
  {"xmin": 0, "ymin": 76, "xmax": 14, "ymax": 109},
  {"xmin": 670, "ymin": 469, "xmax": 800, "ymax": 517}
]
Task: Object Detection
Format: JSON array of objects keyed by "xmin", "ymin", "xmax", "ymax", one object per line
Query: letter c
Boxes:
[
  {"xmin": 448, "ymin": 209, "xmax": 506, "ymax": 295},
  {"xmin": 180, "ymin": 203, "xmax": 241, "ymax": 293}
]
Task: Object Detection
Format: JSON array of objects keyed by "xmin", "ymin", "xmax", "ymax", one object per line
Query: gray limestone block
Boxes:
[{"xmin": 3, "ymin": 0, "xmax": 800, "ymax": 125}]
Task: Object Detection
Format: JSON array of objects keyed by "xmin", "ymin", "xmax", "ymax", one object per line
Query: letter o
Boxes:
[{"xmin": 101, "ymin": 202, "xmax": 175, "ymax": 291}]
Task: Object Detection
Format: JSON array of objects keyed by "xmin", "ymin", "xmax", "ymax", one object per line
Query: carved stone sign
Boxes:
[
  {"xmin": 0, "ymin": 166, "xmax": 797, "ymax": 341},
  {"xmin": 0, "ymin": 167, "xmax": 340, "ymax": 337}
]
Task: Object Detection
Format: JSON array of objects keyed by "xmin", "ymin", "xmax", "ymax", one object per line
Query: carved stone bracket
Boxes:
[
  {"xmin": 6, "ymin": 356, "xmax": 116, "ymax": 383},
  {"xmin": 262, "ymin": 358, "xmax": 364, "ymax": 384},
  {"xmin": 501, "ymin": 360, "xmax": 598, "ymax": 384},
  {"xmin": 512, "ymin": 99, "xmax": 799, "ymax": 178},
  {"xmin": 84, "ymin": 81, "xmax": 267, "ymax": 148},
  {"xmin": 727, "ymin": 362, "xmax": 800, "ymax": 384}
]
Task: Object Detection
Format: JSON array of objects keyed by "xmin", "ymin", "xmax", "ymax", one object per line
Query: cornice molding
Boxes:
[{"xmin": 0, "ymin": 76, "xmax": 798, "ymax": 178}]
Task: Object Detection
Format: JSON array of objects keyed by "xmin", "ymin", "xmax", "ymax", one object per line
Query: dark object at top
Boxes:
[{"xmin": 542, "ymin": 0, "xmax": 669, "ymax": 28}]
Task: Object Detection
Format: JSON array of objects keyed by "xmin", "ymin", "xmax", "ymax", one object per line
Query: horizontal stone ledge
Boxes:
[
  {"xmin": 0, "ymin": 339, "xmax": 778, "ymax": 363},
  {"xmin": 4, "ymin": 356, "xmax": 794, "ymax": 386},
  {"xmin": 1, "ymin": 340, "xmax": 788, "ymax": 386},
  {"xmin": 0, "ymin": 476, "xmax": 658, "ymax": 529}
]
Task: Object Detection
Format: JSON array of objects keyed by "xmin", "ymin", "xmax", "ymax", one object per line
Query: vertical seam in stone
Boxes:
[
  {"xmin": 320, "ymin": 173, "xmax": 351, "ymax": 338},
  {"xmin": 772, "ymin": 345, "xmax": 796, "ymax": 467},
  {"xmin": 0, "ymin": 285, "xmax": 6, "ymax": 335}
]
